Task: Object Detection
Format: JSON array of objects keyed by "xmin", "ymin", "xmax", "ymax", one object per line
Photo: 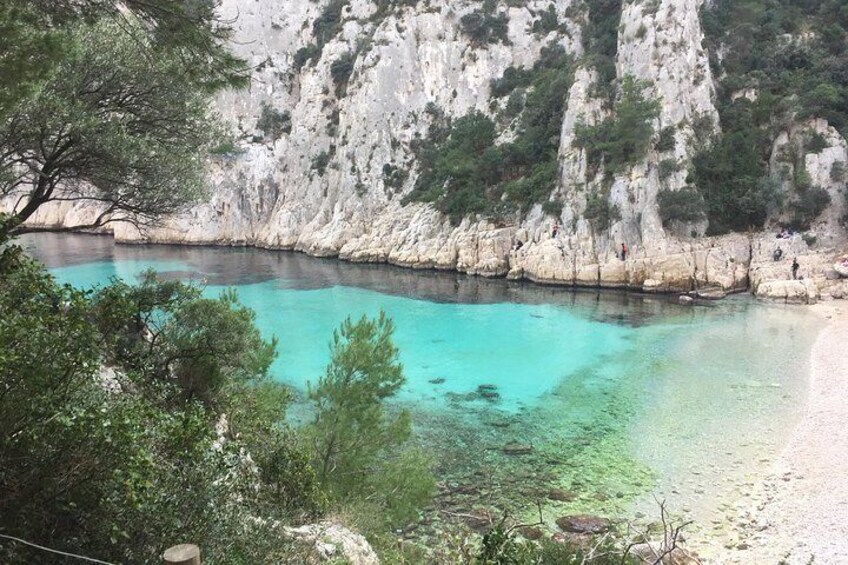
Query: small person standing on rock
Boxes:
[
  {"xmin": 792, "ymin": 257, "xmax": 800, "ymax": 280},
  {"xmin": 620, "ymin": 243, "xmax": 628, "ymax": 261},
  {"xmin": 551, "ymin": 222, "xmax": 559, "ymax": 238}
]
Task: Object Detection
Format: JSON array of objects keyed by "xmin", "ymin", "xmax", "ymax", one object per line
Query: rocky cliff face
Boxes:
[{"xmin": 17, "ymin": 0, "xmax": 848, "ymax": 302}]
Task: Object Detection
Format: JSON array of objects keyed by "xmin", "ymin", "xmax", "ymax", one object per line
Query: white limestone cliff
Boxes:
[{"xmin": 10, "ymin": 0, "xmax": 848, "ymax": 299}]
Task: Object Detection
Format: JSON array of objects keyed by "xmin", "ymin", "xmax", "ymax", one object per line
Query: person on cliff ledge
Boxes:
[
  {"xmin": 620, "ymin": 243, "xmax": 628, "ymax": 261},
  {"xmin": 551, "ymin": 222, "xmax": 559, "ymax": 238},
  {"xmin": 792, "ymin": 257, "xmax": 800, "ymax": 280}
]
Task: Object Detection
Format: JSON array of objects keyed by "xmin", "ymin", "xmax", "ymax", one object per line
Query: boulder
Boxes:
[
  {"xmin": 503, "ymin": 443, "xmax": 533, "ymax": 456},
  {"xmin": 283, "ymin": 523, "xmax": 379, "ymax": 565},
  {"xmin": 547, "ymin": 488, "xmax": 577, "ymax": 502},
  {"xmin": 519, "ymin": 526, "xmax": 544, "ymax": 541},
  {"xmin": 555, "ymin": 515, "xmax": 611, "ymax": 534}
]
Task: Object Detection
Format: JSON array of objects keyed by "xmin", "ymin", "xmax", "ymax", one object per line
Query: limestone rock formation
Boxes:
[
  {"xmin": 8, "ymin": 0, "xmax": 848, "ymax": 299},
  {"xmin": 284, "ymin": 522, "xmax": 380, "ymax": 565}
]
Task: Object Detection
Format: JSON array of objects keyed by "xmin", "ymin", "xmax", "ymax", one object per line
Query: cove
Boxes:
[{"xmin": 23, "ymin": 233, "xmax": 820, "ymax": 537}]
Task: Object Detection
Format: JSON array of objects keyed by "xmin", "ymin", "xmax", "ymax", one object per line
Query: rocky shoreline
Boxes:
[{"xmin": 36, "ymin": 223, "xmax": 847, "ymax": 305}]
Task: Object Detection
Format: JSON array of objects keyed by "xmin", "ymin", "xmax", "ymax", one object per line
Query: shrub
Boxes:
[
  {"xmin": 256, "ymin": 102, "xmax": 292, "ymax": 139},
  {"xmin": 330, "ymin": 52, "xmax": 356, "ymax": 97},
  {"xmin": 806, "ymin": 131, "xmax": 830, "ymax": 153},
  {"xmin": 294, "ymin": 44, "xmax": 320, "ymax": 70},
  {"xmin": 306, "ymin": 313, "xmax": 434, "ymax": 528},
  {"xmin": 656, "ymin": 125, "xmax": 676, "ymax": 152},
  {"xmin": 406, "ymin": 43, "xmax": 573, "ymax": 222},
  {"xmin": 542, "ymin": 198, "xmax": 564, "ymax": 217},
  {"xmin": 832, "ymin": 161, "xmax": 846, "ymax": 182},
  {"xmin": 574, "ymin": 76, "xmax": 660, "ymax": 175},
  {"xmin": 694, "ymin": 0, "xmax": 848, "ymax": 234},
  {"xmin": 792, "ymin": 185, "xmax": 831, "ymax": 229},
  {"xmin": 531, "ymin": 4, "xmax": 559, "ymax": 35},
  {"xmin": 460, "ymin": 0, "xmax": 510, "ymax": 46},
  {"xmin": 658, "ymin": 158, "xmax": 680, "ymax": 180},
  {"xmin": 209, "ymin": 139, "xmax": 243, "ymax": 155},
  {"xmin": 0, "ymin": 257, "xmax": 321, "ymax": 564},
  {"xmin": 658, "ymin": 187, "xmax": 707, "ymax": 226},
  {"xmin": 382, "ymin": 163, "xmax": 408, "ymax": 191},
  {"xmin": 311, "ymin": 151, "xmax": 331, "ymax": 175},
  {"xmin": 584, "ymin": 190, "xmax": 621, "ymax": 230}
]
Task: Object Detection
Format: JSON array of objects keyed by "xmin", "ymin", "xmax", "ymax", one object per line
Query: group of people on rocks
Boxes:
[{"xmin": 772, "ymin": 247, "xmax": 801, "ymax": 279}]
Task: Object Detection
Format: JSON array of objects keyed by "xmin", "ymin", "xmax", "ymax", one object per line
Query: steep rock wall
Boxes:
[{"xmin": 11, "ymin": 0, "xmax": 848, "ymax": 299}]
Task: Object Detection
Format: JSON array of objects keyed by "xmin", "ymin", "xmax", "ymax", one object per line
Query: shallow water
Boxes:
[{"xmin": 22, "ymin": 234, "xmax": 820, "ymax": 537}]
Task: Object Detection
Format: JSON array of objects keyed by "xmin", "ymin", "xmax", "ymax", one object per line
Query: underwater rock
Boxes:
[
  {"xmin": 485, "ymin": 418, "xmax": 512, "ymax": 428},
  {"xmin": 476, "ymin": 384, "xmax": 500, "ymax": 401},
  {"xmin": 428, "ymin": 377, "xmax": 446, "ymax": 385},
  {"xmin": 551, "ymin": 531, "xmax": 594, "ymax": 550},
  {"xmin": 555, "ymin": 515, "xmax": 611, "ymax": 534},
  {"xmin": 519, "ymin": 526, "xmax": 544, "ymax": 540},
  {"xmin": 695, "ymin": 288, "xmax": 728, "ymax": 300},
  {"xmin": 547, "ymin": 488, "xmax": 577, "ymax": 502},
  {"xmin": 464, "ymin": 508, "xmax": 496, "ymax": 532},
  {"xmin": 503, "ymin": 443, "xmax": 533, "ymax": 456}
]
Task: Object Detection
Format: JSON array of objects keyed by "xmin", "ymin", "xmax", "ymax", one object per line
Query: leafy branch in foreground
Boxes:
[{"xmin": 0, "ymin": 20, "xmax": 224, "ymax": 238}]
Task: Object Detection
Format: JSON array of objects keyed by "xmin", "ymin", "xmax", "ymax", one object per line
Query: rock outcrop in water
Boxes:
[{"xmin": 11, "ymin": 0, "xmax": 848, "ymax": 302}]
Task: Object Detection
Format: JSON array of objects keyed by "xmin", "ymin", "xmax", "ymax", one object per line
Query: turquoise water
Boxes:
[
  {"xmin": 48, "ymin": 261, "xmax": 633, "ymax": 409},
  {"xmin": 49, "ymin": 257, "xmax": 635, "ymax": 411},
  {"xmin": 27, "ymin": 234, "xmax": 821, "ymax": 535}
]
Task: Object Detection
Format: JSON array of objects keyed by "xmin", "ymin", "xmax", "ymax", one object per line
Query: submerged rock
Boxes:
[
  {"xmin": 519, "ymin": 526, "xmax": 544, "ymax": 540},
  {"xmin": 555, "ymin": 515, "xmax": 611, "ymax": 534},
  {"xmin": 428, "ymin": 377, "xmax": 446, "ymax": 385},
  {"xmin": 503, "ymin": 443, "xmax": 533, "ymax": 456},
  {"xmin": 476, "ymin": 384, "xmax": 501, "ymax": 401},
  {"xmin": 547, "ymin": 488, "xmax": 577, "ymax": 502}
]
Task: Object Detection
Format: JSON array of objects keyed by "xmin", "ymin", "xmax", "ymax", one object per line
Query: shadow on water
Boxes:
[{"xmin": 21, "ymin": 233, "xmax": 745, "ymax": 328}]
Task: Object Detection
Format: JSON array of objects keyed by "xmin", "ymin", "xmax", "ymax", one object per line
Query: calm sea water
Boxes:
[{"xmin": 22, "ymin": 233, "xmax": 820, "ymax": 537}]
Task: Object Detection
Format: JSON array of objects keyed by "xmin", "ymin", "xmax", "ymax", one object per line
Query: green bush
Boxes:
[
  {"xmin": 690, "ymin": 103, "xmax": 777, "ymax": 234},
  {"xmin": 293, "ymin": 0, "xmax": 349, "ymax": 70},
  {"xmin": 584, "ymin": 190, "xmax": 621, "ymax": 230},
  {"xmin": 695, "ymin": 0, "xmax": 848, "ymax": 233},
  {"xmin": 806, "ymin": 131, "xmax": 830, "ymax": 153},
  {"xmin": 574, "ymin": 77, "xmax": 660, "ymax": 175},
  {"xmin": 658, "ymin": 158, "xmax": 680, "ymax": 180},
  {"xmin": 0, "ymin": 255, "xmax": 321, "ymax": 564},
  {"xmin": 406, "ymin": 44, "xmax": 573, "ymax": 222},
  {"xmin": 294, "ymin": 44, "xmax": 321, "ymax": 70},
  {"xmin": 582, "ymin": 0, "xmax": 623, "ymax": 101},
  {"xmin": 531, "ymin": 4, "xmax": 560, "ymax": 35},
  {"xmin": 655, "ymin": 125, "xmax": 676, "ymax": 152},
  {"xmin": 792, "ymin": 185, "xmax": 831, "ymax": 229},
  {"xmin": 460, "ymin": 0, "xmax": 510, "ymax": 46},
  {"xmin": 658, "ymin": 187, "xmax": 707, "ymax": 226},
  {"xmin": 832, "ymin": 161, "xmax": 846, "ymax": 182},
  {"xmin": 256, "ymin": 102, "xmax": 292, "ymax": 139},
  {"xmin": 330, "ymin": 52, "xmax": 356, "ymax": 97},
  {"xmin": 382, "ymin": 162, "xmax": 408, "ymax": 191},
  {"xmin": 306, "ymin": 313, "xmax": 435, "ymax": 528},
  {"xmin": 311, "ymin": 150, "xmax": 331, "ymax": 175}
]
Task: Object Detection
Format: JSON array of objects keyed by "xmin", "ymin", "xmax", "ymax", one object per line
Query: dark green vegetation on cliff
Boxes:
[
  {"xmin": 695, "ymin": 0, "xmax": 848, "ymax": 234},
  {"xmin": 404, "ymin": 44, "xmax": 574, "ymax": 223}
]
